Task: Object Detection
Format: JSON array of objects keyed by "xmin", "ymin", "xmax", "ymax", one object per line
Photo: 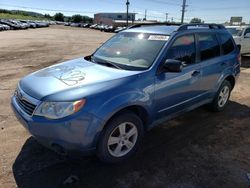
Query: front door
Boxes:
[{"xmin": 155, "ymin": 34, "xmax": 202, "ymax": 119}]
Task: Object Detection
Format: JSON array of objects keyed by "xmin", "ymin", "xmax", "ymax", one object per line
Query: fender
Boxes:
[
  {"xmin": 95, "ymin": 90, "xmax": 154, "ymax": 130},
  {"xmin": 215, "ymin": 66, "xmax": 235, "ymax": 92}
]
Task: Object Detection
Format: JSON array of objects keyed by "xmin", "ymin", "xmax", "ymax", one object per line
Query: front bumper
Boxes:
[{"xmin": 11, "ymin": 95, "xmax": 103, "ymax": 156}]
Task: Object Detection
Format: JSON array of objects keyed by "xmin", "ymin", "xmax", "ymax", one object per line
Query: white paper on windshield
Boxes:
[{"xmin": 148, "ymin": 35, "xmax": 169, "ymax": 41}]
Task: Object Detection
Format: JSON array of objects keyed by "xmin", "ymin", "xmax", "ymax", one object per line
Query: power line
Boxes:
[
  {"xmin": 142, "ymin": 0, "xmax": 181, "ymax": 6},
  {"xmin": 0, "ymin": 3, "xmax": 97, "ymax": 14},
  {"xmin": 137, "ymin": 13, "xmax": 181, "ymax": 21},
  {"xmin": 190, "ymin": 6, "xmax": 250, "ymax": 11}
]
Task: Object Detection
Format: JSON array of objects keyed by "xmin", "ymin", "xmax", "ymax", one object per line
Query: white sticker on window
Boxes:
[{"xmin": 148, "ymin": 35, "xmax": 169, "ymax": 41}]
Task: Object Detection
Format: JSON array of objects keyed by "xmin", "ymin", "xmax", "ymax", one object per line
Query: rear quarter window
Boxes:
[{"xmin": 219, "ymin": 33, "xmax": 235, "ymax": 55}]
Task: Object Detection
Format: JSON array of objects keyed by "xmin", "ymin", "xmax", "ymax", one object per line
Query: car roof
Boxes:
[
  {"xmin": 123, "ymin": 25, "xmax": 179, "ymax": 35},
  {"xmin": 122, "ymin": 24, "xmax": 228, "ymax": 35}
]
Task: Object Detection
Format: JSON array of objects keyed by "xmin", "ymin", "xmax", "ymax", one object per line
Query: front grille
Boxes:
[{"xmin": 15, "ymin": 89, "xmax": 37, "ymax": 116}]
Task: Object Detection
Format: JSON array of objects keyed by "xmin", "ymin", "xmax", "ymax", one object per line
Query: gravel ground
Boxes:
[{"xmin": 0, "ymin": 25, "xmax": 250, "ymax": 188}]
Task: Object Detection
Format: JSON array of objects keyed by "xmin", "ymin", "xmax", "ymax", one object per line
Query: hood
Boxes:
[{"xmin": 20, "ymin": 58, "xmax": 140, "ymax": 100}]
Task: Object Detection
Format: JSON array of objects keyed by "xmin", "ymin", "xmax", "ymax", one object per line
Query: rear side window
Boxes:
[
  {"xmin": 198, "ymin": 34, "xmax": 220, "ymax": 61},
  {"xmin": 219, "ymin": 33, "xmax": 235, "ymax": 55},
  {"xmin": 166, "ymin": 35, "xmax": 196, "ymax": 65}
]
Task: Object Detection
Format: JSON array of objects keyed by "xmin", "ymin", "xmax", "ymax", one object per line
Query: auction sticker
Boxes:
[{"xmin": 148, "ymin": 35, "xmax": 169, "ymax": 41}]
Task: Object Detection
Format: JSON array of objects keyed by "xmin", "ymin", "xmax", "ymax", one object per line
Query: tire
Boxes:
[
  {"xmin": 97, "ymin": 112, "xmax": 144, "ymax": 163},
  {"xmin": 208, "ymin": 80, "xmax": 232, "ymax": 112}
]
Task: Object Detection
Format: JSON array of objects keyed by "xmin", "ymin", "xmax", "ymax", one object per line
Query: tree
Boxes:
[
  {"xmin": 72, "ymin": 14, "xmax": 83, "ymax": 23},
  {"xmin": 44, "ymin": 14, "xmax": 52, "ymax": 19},
  {"xmin": 54, "ymin": 12, "xmax": 64, "ymax": 21},
  {"xmin": 190, "ymin": 18, "xmax": 202, "ymax": 24}
]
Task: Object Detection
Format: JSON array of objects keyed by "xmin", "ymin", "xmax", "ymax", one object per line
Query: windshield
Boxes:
[
  {"xmin": 92, "ymin": 32, "xmax": 168, "ymax": 70},
  {"xmin": 226, "ymin": 27, "xmax": 243, "ymax": 36}
]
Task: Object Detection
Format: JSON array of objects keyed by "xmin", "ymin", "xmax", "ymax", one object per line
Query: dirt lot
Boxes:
[{"xmin": 0, "ymin": 25, "xmax": 250, "ymax": 188}]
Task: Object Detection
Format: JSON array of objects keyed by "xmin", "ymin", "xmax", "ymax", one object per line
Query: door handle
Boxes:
[{"xmin": 191, "ymin": 70, "xmax": 200, "ymax": 77}]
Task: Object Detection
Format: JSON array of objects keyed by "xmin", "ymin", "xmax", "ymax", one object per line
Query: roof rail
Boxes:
[
  {"xmin": 128, "ymin": 22, "xmax": 181, "ymax": 29},
  {"xmin": 177, "ymin": 23, "xmax": 225, "ymax": 31}
]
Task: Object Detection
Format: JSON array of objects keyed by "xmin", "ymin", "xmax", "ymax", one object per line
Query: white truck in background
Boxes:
[{"xmin": 226, "ymin": 26, "xmax": 250, "ymax": 55}]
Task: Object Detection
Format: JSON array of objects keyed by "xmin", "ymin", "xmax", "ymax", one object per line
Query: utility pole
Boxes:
[
  {"xmin": 144, "ymin": 9, "xmax": 147, "ymax": 21},
  {"xmin": 126, "ymin": 0, "xmax": 130, "ymax": 27},
  {"xmin": 181, "ymin": 0, "xmax": 187, "ymax": 24},
  {"xmin": 166, "ymin": 13, "xmax": 168, "ymax": 22}
]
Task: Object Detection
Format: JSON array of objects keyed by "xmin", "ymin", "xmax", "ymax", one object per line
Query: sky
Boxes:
[{"xmin": 0, "ymin": 0, "xmax": 250, "ymax": 23}]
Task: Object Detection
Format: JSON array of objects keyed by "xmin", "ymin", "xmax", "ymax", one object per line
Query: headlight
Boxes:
[{"xmin": 34, "ymin": 99, "xmax": 86, "ymax": 119}]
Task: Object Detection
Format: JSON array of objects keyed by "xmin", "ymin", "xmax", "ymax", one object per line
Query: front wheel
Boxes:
[
  {"xmin": 208, "ymin": 80, "xmax": 232, "ymax": 112},
  {"xmin": 97, "ymin": 112, "xmax": 144, "ymax": 163}
]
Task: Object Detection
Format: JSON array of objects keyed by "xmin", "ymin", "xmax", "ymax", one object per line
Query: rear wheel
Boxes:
[
  {"xmin": 208, "ymin": 80, "xmax": 232, "ymax": 112},
  {"xmin": 97, "ymin": 112, "xmax": 144, "ymax": 163}
]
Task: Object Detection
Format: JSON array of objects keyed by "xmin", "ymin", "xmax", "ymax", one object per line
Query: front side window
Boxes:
[
  {"xmin": 198, "ymin": 34, "xmax": 220, "ymax": 61},
  {"xmin": 220, "ymin": 33, "xmax": 235, "ymax": 55},
  {"xmin": 165, "ymin": 35, "xmax": 196, "ymax": 65},
  {"xmin": 93, "ymin": 32, "xmax": 168, "ymax": 70}
]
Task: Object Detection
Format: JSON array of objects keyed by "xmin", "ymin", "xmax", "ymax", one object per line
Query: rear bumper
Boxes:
[{"xmin": 11, "ymin": 95, "xmax": 103, "ymax": 156}]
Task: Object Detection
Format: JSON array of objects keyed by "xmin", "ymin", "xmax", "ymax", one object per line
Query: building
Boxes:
[{"xmin": 94, "ymin": 12, "xmax": 136, "ymax": 26}]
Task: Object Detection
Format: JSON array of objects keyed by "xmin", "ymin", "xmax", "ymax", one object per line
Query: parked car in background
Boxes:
[
  {"xmin": 34, "ymin": 21, "xmax": 49, "ymax": 28},
  {"xmin": 90, "ymin": 24, "xmax": 98, "ymax": 29},
  {"xmin": 70, "ymin": 23, "xmax": 80, "ymax": 27},
  {"xmin": 11, "ymin": 23, "xmax": 240, "ymax": 163},
  {"xmin": 9, "ymin": 20, "xmax": 29, "ymax": 29},
  {"xmin": 0, "ymin": 19, "xmax": 49, "ymax": 31},
  {"xmin": 64, "ymin": 22, "xmax": 71, "ymax": 26},
  {"xmin": 98, "ymin": 24, "xmax": 107, "ymax": 31},
  {"xmin": 0, "ymin": 19, "xmax": 21, "ymax": 30},
  {"xmin": 114, "ymin": 26, "xmax": 127, "ymax": 33},
  {"xmin": 104, "ymin": 26, "xmax": 115, "ymax": 32},
  {"xmin": 82, "ymin": 23, "xmax": 91, "ymax": 28},
  {"xmin": 0, "ymin": 24, "xmax": 10, "ymax": 31},
  {"xmin": 20, "ymin": 20, "xmax": 36, "ymax": 28},
  {"xmin": 226, "ymin": 26, "xmax": 250, "ymax": 55}
]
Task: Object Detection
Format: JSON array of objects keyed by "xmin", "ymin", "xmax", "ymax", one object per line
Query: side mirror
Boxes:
[
  {"xmin": 163, "ymin": 59, "xmax": 183, "ymax": 72},
  {"xmin": 244, "ymin": 33, "xmax": 250, "ymax": 38}
]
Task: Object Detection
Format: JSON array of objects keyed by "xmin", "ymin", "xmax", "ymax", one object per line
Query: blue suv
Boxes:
[{"xmin": 11, "ymin": 24, "xmax": 241, "ymax": 163}]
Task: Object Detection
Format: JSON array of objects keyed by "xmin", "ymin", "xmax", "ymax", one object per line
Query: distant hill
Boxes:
[
  {"xmin": 0, "ymin": 9, "xmax": 50, "ymax": 20},
  {"xmin": 10, "ymin": 10, "xmax": 44, "ymax": 17},
  {"xmin": 0, "ymin": 8, "xmax": 93, "ymax": 22}
]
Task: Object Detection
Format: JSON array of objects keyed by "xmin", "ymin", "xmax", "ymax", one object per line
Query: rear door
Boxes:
[{"xmin": 198, "ymin": 32, "xmax": 233, "ymax": 96}]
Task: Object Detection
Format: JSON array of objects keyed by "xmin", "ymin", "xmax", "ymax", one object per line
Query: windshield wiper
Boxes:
[{"xmin": 91, "ymin": 56, "xmax": 122, "ymax": 69}]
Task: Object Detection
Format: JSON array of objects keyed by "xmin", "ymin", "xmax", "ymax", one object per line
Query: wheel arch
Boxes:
[
  {"xmin": 225, "ymin": 75, "xmax": 235, "ymax": 90},
  {"xmin": 93, "ymin": 104, "xmax": 151, "ymax": 150},
  {"xmin": 102, "ymin": 105, "xmax": 151, "ymax": 132}
]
